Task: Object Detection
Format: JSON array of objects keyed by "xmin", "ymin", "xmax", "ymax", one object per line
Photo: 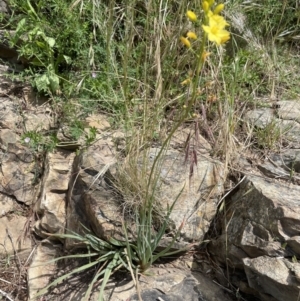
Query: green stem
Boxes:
[{"xmin": 189, "ymin": 32, "xmax": 207, "ymax": 111}]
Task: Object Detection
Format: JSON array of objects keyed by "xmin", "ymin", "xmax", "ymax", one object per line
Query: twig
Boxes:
[
  {"xmin": 135, "ymin": 268, "xmax": 143, "ymax": 301},
  {"xmin": 124, "ymin": 248, "xmax": 142, "ymax": 301},
  {"xmin": 0, "ymin": 277, "xmax": 26, "ymax": 289},
  {"xmin": 0, "ymin": 288, "xmax": 14, "ymax": 301},
  {"xmin": 124, "ymin": 248, "xmax": 136, "ymax": 287},
  {"xmin": 212, "ymin": 280, "xmax": 247, "ymax": 301},
  {"xmin": 217, "ymin": 175, "xmax": 246, "ymax": 207}
]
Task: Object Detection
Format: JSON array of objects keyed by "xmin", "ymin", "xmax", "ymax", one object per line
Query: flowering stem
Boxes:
[{"xmin": 188, "ymin": 31, "xmax": 207, "ymax": 112}]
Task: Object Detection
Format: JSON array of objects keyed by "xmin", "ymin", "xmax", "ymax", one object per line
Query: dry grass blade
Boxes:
[
  {"xmin": 184, "ymin": 133, "xmax": 191, "ymax": 164},
  {"xmin": 0, "ymin": 288, "xmax": 14, "ymax": 301}
]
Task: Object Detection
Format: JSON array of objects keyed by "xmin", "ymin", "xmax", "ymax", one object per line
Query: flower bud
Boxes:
[
  {"xmin": 202, "ymin": 1, "xmax": 209, "ymax": 12},
  {"xmin": 180, "ymin": 36, "xmax": 191, "ymax": 48},
  {"xmin": 186, "ymin": 10, "xmax": 197, "ymax": 22},
  {"xmin": 187, "ymin": 31, "xmax": 197, "ymax": 40},
  {"xmin": 214, "ymin": 3, "xmax": 224, "ymax": 15}
]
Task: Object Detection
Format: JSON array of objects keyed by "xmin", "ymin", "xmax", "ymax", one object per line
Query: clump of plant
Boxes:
[
  {"xmin": 35, "ymin": 214, "xmax": 184, "ymax": 300},
  {"xmin": 234, "ymin": 0, "xmax": 300, "ymax": 41},
  {"xmin": 254, "ymin": 119, "xmax": 292, "ymax": 151},
  {"xmin": 33, "ymin": 0, "xmax": 232, "ymax": 300},
  {"xmin": 5, "ymin": 0, "xmax": 112, "ymax": 97},
  {"xmin": 177, "ymin": 1, "xmax": 233, "ymax": 160},
  {"xmin": 21, "ymin": 130, "xmax": 58, "ymax": 153}
]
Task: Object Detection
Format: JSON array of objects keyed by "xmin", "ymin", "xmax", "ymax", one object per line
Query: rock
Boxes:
[
  {"xmin": 258, "ymin": 160, "xmax": 292, "ymax": 180},
  {"xmin": 209, "ymin": 174, "xmax": 300, "ymax": 300},
  {"xmin": 0, "ymin": 97, "xmax": 22, "ymax": 130},
  {"xmin": 84, "ymin": 114, "xmax": 110, "ymax": 131},
  {"xmin": 65, "ymin": 142, "xmax": 117, "ymax": 248},
  {"xmin": 23, "ymin": 111, "xmax": 55, "ymax": 132},
  {"xmin": 257, "ymin": 148, "xmax": 300, "ymax": 183},
  {"xmin": 0, "ymin": 0, "xmax": 9, "ymax": 13},
  {"xmin": 90, "ymin": 268, "xmax": 233, "ymax": 301},
  {"xmin": 170, "ymin": 127, "xmax": 212, "ymax": 155},
  {"xmin": 0, "ymin": 143, "xmax": 39, "ymax": 205},
  {"xmin": 243, "ymin": 256, "xmax": 300, "ymax": 301},
  {"xmin": 244, "ymin": 102, "xmax": 300, "ymax": 147},
  {"xmin": 27, "ymin": 240, "xmax": 60, "ymax": 300},
  {"xmin": 277, "ymin": 100, "xmax": 300, "ymax": 123},
  {"xmin": 210, "ymin": 174, "xmax": 300, "ymax": 264},
  {"xmin": 192, "ymin": 272, "xmax": 236, "ymax": 301},
  {"xmin": 280, "ymin": 119, "xmax": 300, "ymax": 146},
  {"xmin": 0, "ymin": 192, "xmax": 15, "ymax": 216},
  {"xmin": 34, "ymin": 150, "xmax": 76, "ymax": 236},
  {"xmin": 145, "ymin": 148, "xmax": 225, "ymax": 242},
  {"xmin": 271, "ymin": 149, "xmax": 300, "ymax": 173},
  {"xmin": 66, "ymin": 142, "xmax": 225, "ymax": 248},
  {"xmin": 0, "ymin": 128, "xmax": 17, "ymax": 146},
  {"xmin": 36, "ymin": 267, "xmax": 235, "ymax": 301},
  {"xmin": 286, "ymin": 236, "xmax": 300, "ymax": 254},
  {"xmin": 0, "ymin": 215, "xmax": 32, "ymax": 259},
  {"xmin": 244, "ymin": 108, "xmax": 275, "ymax": 129}
]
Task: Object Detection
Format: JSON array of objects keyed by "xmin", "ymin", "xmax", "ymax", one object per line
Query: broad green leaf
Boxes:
[
  {"xmin": 16, "ymin": 18, "xmax": 26, "ymax": 35},
  {"xmin": 48, "ymin": 72, "xmax": 60, "ymax": 92},
  {"xmin": 34, "ymin": 73, "xmax": 50, "ymax": 92},
  {"xmin": 44, "ymin": 36, "xmax": 55, "ymax": 48},
  {"xmin": 63, "ymin": 55, "xmax": 72, "ymax": 64}
]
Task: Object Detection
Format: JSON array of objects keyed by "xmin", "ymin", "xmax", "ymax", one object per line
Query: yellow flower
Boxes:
[
  {"xmin": 220, "ymin": 33, "xmax": 230, "ymax": 44},
  {"xmin": 213, "ymin": 3, "xmax": 224, "ymax": 15},
  {"xmin": 207, "ymin": 11, "xmax": 229, "ymax": 28},
  {"xmin": 207, "ymin": 0, "xmax": 215, "ymax": 5},
  {"xmin": 180, "ymin": 36, "xmax": 191, "ymax": 48},
  {"xmin": 186, "ymin": 10, "xmax": 197, "ymax": 22},
  {"xmin": 187, "ymin": 31, "xmax": 197, "ymax": 40},
  {"xmin": 202, "ymin": 22, "xmax": 230, "ymax": 45}
]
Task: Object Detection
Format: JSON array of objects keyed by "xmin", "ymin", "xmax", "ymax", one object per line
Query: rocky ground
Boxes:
[{"xmin": 1, "ymin": 13, "xmax": 300, "ymax": 301}]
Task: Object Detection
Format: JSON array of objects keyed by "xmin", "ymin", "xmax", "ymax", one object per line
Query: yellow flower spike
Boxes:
[
  {"xmin": 186, "ymin": 10, "xmax": 197, "ymax": 22},
  {"xmin": 180, "ymin": 36, "xmax": 191, "ymax": 48},
  {"xmin": 207, "ymin": 0, "xmax": 215, "ymax": 6},
  {"xmin": 213, "ymin": 3, "xmax": 224, "ymax": 15},
  {"xmin": 202, "ymin": 1, "xmax": 209, "ymax": 12},
  {"xmin": 187, "ymin": 31, "xmax": 197, "ymax": 40}
]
